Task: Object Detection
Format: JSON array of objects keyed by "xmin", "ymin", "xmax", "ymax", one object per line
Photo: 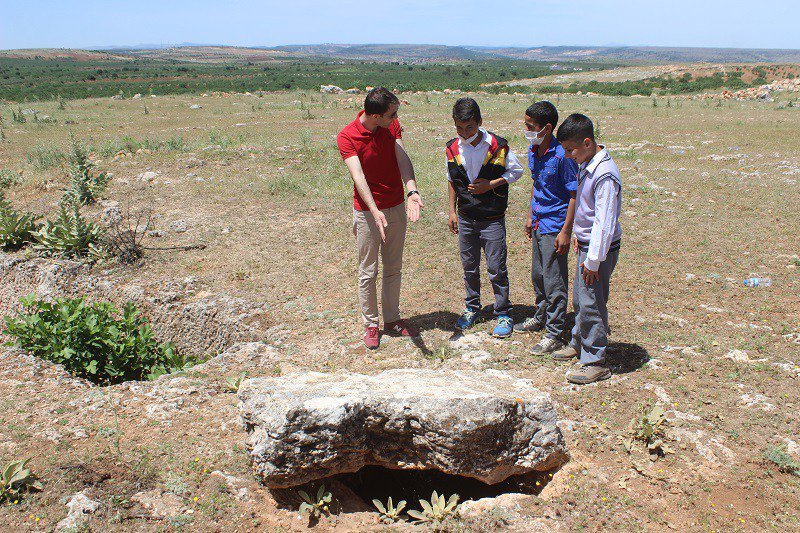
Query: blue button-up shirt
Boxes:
[{"xmin": 529, "ymin": 137, "xmax": 579, "ymax": 234}]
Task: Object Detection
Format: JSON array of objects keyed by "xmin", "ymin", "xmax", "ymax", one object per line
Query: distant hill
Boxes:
[
  {"xmin": 270, "ymin": 44, "xmax": 493, "ymax": 61},
  {"xmin": 471, "ymin": 46, "xmax": 800, "ymax": 63},
  {"xmin": 2, "ymin": 44, "xmax": 799, "ymax": 65}
]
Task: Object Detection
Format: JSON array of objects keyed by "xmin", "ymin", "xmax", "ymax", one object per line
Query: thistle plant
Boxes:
[
  {"xmin": 372, "ymin": 496, "xmax": 407, "ymax": 523},
  {"xmin": 298, "ymin": 484, "xmax": 332, "ymax": 518},
  {"xmin": 407, "ymin": 491, "xmax": 459, "ymax": 523},
  {"xmin": 0, "ymin": 459, "xmax": 43, "ymax": 503}
]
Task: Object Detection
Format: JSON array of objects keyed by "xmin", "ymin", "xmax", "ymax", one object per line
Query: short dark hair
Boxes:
[
  {"xmin": 525, "ymin": 101, "xmax": 558, "ymax": 129},
  {"xmin": 452, "ymin": 97, "xmax": 482, "ymax": 123},
  {"xmin": 556, "ymin": 113, "xmax": 595, "ymax": 143},
  {"xmin": 364, "ymin": 87, "xmax": 400, "ymax": 115}
]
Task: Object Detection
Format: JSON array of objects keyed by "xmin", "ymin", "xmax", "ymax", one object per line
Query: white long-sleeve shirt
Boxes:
[
  {"xmin": 573, "ymin": 146, "xmax": 623, "ymax": 271},
  {"xmin": 584, "ymin": 178, "xmax": 621, "ymax": 271},
  {"xmin": 448, "ymin": 129, "xmax": 523, "ymax": 184}
]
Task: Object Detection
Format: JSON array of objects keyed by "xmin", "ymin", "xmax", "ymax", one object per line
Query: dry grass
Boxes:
[{"xmin": 0, "ymin": 88, "xmax": 799, "ymax": 530}]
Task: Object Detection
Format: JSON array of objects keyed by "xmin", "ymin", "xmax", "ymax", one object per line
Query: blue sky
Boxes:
[{"xmin": 1, "ymin": 0, "xmax": 798, "ymax": 50}]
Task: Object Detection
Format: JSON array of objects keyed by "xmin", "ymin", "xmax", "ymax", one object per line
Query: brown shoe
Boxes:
[
  {"xmin": 551, "ymin": 345, "xmax": 579, "ymax": 362},
  {"xmin": 566, "ymin": 364, "xmax": 612, "ymax": 385}
]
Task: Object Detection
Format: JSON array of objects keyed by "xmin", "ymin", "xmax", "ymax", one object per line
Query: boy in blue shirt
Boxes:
[{"xmin": 513, "ymin": 101, "xmax": 579, "ymax": 355}]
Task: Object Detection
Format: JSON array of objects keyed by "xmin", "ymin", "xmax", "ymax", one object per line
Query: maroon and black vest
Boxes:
[{"xmin": 446, "ymin": 132, "xmax": 510, "ymax": 220}]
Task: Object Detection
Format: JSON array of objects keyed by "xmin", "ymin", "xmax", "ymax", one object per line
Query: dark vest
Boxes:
[{"xmin": 446, "ymin": 132, "xmax": 509, "ymax": 220}]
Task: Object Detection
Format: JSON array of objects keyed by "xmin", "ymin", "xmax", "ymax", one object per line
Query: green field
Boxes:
[{"xmin": 0, "ymin": 57, "xmax": 613, "ymax": 102}]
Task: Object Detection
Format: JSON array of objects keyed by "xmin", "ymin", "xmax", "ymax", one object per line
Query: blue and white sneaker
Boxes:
[
  {"xmin": 454, "ymin": 309, "xmax": 479, "ymax": 331},
  {"xmin": 492, "ymin": 315, "xmax": 514, "ymax": 338}
]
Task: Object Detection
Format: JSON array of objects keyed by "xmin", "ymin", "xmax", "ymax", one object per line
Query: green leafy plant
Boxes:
[
  {"xmin": 63, "ymin": 136, "xmax": 110, "ymax": 206},
  {"xmin": 0, "ymin": 191, "xmax": 40, "ymax": 251},
  {"xmin": 3, "ymin": 295, "xmax": 192, "ymax": 385},
  {"xmin": 0, "ymin": 170, "xmax": 20, "ymax": 189},
  {"xmin": 11, "ymin": 108, "xmax": 26, "ymax": 124},
  {"xmin": 223, "ymin": 371, "xmax": 247, "ymax": 393},
  {"xmin": 764, "ymin": 445, "xmax": 800, "ymax": 476},
  {"xmin": 407, "ymin": 491, "xmax": 459, "ymax": 523},
  {"xmin": 298, "ymin": 484, "xmax": 332, "ymax": 519},
  {"xmin": 33, "ymin": 197, "xmax": 104, "ymax": 258},
  {"xmin": 624, "ymin": 403, "xmax": 671, "ymax": 458},
  {"xmin": 372, "ymin": 496, "xmax": 407, "ymax": 523},
  {"xmin": 0, "ymin": 459, "xmax": 43, "ymax": 503},
  {"xmin": 27, "ymin": 144, "xmax": 66, "ymax": 171}
]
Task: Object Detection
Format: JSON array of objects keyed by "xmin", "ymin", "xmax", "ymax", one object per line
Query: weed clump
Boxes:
[
  {"xmin": 764, "ymin": 445, "xmax": 800, "ymax": 476},
  {"xmin": 63, "ymin": 136, "xmax": 110, "ymax": 206},
  {"xmin": 33, "ymin": 197, "xmax": 105, "ymax": 258},
  {"xmin": 0, "ymin": 191, "xmax": 40, "ymax": 251},
  {"xmin": 0, "ymin": 459, "xmax": 42, "ymax": 503}
]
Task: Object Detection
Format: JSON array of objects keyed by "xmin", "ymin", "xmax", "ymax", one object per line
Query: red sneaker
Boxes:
[
  {"xmin": 364, "ymin": 326, "xmax": 380, "ymax": 349},
  {"xmin": 384, "ymin": 320, "xmax": 419, "ymax": 337}
]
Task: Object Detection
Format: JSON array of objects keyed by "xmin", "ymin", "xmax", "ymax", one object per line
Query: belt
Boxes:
[{"xmin": 577, "ymin": 239, "xmax": 621, "ymax": 252}]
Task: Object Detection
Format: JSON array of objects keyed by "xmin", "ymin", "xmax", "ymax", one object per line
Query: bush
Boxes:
[
  {"xmin": 32, "ymin": 197, "xmax": 104, "ymax": 258},
  {"xmin": 3, "ymin": 295, "xmax": 195, "ymax": 384},
  {"xmin": 63, "ymin": 137, "xmax": 110, "ymax": 206},
  {"xmin": 0, "ymin": 191, "xmax": 40, "ymax": 251}
]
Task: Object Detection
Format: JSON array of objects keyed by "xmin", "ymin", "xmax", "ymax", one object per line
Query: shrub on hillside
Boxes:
[
  {"xmin": 3, "ymin": 295, "xmax": 197, "ymax": 385},
  {"xmin": 63, "ymin": 137, "xmax": 110, "ymax": 206},
  {"xmin": 32, "ymin": 197, "xmax": 104, "ymax": 258},
  {"xmin": 0, "ymin": 191, "xmax": 40, "ymax": 251}
]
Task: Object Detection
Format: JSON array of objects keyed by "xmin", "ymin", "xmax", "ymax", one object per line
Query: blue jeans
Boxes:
[{"xmin": 458, "ymin": 215, "xmax": 511, "ymax": 317}]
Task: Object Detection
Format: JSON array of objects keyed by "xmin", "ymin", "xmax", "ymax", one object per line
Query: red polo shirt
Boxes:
[{"xmin": 337, "ymin": 111, "xmax": 405, "ymax": 211}]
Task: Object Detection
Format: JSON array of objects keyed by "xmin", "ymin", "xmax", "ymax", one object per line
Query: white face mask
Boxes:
[
  {"xmin": 459, "ymin": 130, "xmax": 480, "ymax": 144},
  {"xmin": 525, "ymin": 127, "xmax": 546, "ymax": 146}
]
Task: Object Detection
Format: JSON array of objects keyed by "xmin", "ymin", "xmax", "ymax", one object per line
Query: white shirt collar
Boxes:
[
  {"xmin": 582, "ymin": 145, "xmax": 608, "ymax": 174},
  {"xmin": 458, "ymin": 128, "xmax": 489, "ymax": 150}
]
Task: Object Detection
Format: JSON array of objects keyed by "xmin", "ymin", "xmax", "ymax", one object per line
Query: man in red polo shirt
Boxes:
[{"xmin": 337, "ymin": 87, "xmax": 424, "ymax": 349}]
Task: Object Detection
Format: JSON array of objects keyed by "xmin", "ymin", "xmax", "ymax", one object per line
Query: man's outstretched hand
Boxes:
[{"xmin": 407, "ymin": 194, "xmax": 424, "ymax": 222}]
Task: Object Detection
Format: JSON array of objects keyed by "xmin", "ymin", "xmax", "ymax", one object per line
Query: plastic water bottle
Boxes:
[{"xmin": 743, "ymin": 277, "xmax": 771, "ymax": 287}]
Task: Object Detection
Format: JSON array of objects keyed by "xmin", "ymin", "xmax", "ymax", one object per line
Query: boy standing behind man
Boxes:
[
  {"xmin": 447, "ymin": 98, "xmax": 523, "ymax": 338},
  {"xmin": 513, "ymin": 101, "xmax": 579, "ymax": 357},
  {"xmin": 553, "ymin": 113, "xmax": 623, "ymax": 385}
]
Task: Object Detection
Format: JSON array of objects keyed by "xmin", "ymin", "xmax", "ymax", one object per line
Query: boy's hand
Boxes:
[
  {"xmin": 448, "ymin": 212, "xmax": 458, "ymax": 235},
  {"xmin": 571, "ymin": 236, "xmax": 578, "ymax": 254},
  {"xmin": 406, "ymin": 193, "xmax": 424, "ymax": 222},
  {"xmin": 554, "ymin": 231, "xmax": 570, "ymax": 255},
  {"xmin": 467, "ymin": 178, "xmax": 491, "ymax": 195},
  {"xmin": 524, "ymin": 217, "xmax": 533, "ymax": 240},
  {"xmin": 582, "ymin": 264, "xmax": 599, "ymax": 285}
]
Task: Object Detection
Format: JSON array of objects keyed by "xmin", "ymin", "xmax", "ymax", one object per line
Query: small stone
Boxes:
[
  {"xmin": 170, "ymin": 220, "xmax": 187, "ymax": 233},
  {"xmin": 56, "ymin": 491, "xmax": 100, "ymax": 531}
]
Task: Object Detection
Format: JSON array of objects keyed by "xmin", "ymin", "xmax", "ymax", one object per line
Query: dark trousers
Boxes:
[
  {"xmin": 458, "ymin": 215, "xmax": 511, "ymax": 316},
  {"xmin": 570, "ymin": 245, "xmax": 619, "ymax": 364},
  {"xmin": 531, "ymin": 229, "xmax": 570, "ymax": 340}
]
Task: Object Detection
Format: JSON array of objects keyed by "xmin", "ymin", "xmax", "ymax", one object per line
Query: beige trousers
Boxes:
[{"xmin": 353, "ymin": 203, "xmax": 407, "ymax": 327}]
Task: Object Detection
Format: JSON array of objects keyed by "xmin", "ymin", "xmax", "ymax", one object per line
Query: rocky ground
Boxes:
[{"xmin": 0, "ymin": 90, "xmax": 799, "ymax": 531}]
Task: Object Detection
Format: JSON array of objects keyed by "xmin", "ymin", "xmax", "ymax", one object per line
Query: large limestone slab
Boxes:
[{"xmin": 238, "ymin": 369, "xmax": 568, "ymax": 488}]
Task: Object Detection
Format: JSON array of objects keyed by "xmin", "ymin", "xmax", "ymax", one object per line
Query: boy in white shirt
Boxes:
[{"xmin": 553, "ymin": 114, "xmax": 622, "ymax": 384}]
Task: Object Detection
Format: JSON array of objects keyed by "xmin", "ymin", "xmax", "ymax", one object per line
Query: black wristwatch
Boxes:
[{"xmin": 407, "ymin": 190, "xmax": 419, "ymax": 198}]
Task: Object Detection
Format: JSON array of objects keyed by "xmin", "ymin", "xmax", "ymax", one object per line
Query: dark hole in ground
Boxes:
[{"xmin": 332, "ymin": 465, "xmax": 559, "ymax": 510}]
